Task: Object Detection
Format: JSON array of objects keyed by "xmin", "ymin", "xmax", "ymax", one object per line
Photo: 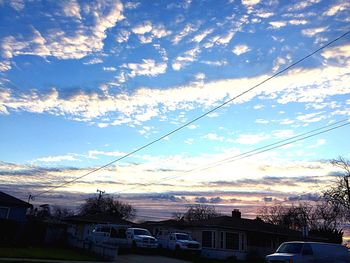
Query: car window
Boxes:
[
  {"xmin": 277, "ymin": 243, "xmax": 303, "ymax": 254},
  {"xmin": 302, "ymin": 243, "xmax": 313, "ymax": 255},
  {"xmin": 134, "ymin": 229, "xmax": 151, "ymax": 236},
  {"xmin": 176, "ymin": 234, "xmax": 190, "ymax": 240}
]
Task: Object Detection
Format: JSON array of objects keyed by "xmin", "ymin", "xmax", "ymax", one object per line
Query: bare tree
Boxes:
[
  {"xmin": 79, "ymin": 195, "xmax": 136, "ymax": 220},
  {"xmin": 52, "ymin": 206, "xmax": 74, "ymax": 219},
  {"xmin": 324, "ymin": 156, "xmax": 350, "ymax": 220},
  {"xmin": 172, "ymin": 204, "xmax": 221, "ymax": 222}
]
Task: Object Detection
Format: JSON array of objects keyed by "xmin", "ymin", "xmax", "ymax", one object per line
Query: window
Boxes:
[
  {"xmin": 220, "ymin": 232, "xmax": 224, "ymax": 249},
  {"xmin": 110, "ymin": 227, "xmax": 127, "ymax": 238},
  {"xmin": 302, "ymin": 243, "xmax": 313, "ymax": 255},
  {"xmin": 202, "ymin": 231, "xmax": 215, "ymax": 248},
  {"xmin": 0, "ymin": 207, "xmax": 9, "ymax": 219},
  {"xmin": 225, "ymin": 232, "xmax": 239, "ymax": 250}
]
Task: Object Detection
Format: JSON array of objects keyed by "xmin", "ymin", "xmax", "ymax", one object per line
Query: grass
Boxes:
[{"xmin": 0, "ymin": 246, "xmax": 105, "ymax": 261}]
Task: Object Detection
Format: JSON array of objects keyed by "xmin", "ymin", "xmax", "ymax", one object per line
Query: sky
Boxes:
[{"xmin": 0, "ymin": 0, "xmax": 350, "ymax": 230}]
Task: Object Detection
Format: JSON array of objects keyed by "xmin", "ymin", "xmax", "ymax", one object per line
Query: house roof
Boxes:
[
  {"xmin": 144, "ymin": 216, "xmax": 302, "ymax": 237},
  {"xmin": 64, "ymin": 212, "xmax": 133, "ymax": 225},
  {"xmin": 0, "ymin": 191, "xmax": 33, "ymax": 208},
  {"xmin": 191, "ymin": 216, "xmax": 302, "ymax": 237}
]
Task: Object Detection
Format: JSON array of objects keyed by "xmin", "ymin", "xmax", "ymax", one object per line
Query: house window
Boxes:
[
  {"xmin": 220, "ymin": 232, "xmax": 224, "ymax": 249},
  {"xmin": 225, "ymin": 232, "xmax": 239, "ymax": 250},
  {"xmin": 202, "ymin": 231, "xmax": 216, "ymax": 248},
  {"xmin": 0, "ymin": 207, "xmax": 9, "ymax": 219}
]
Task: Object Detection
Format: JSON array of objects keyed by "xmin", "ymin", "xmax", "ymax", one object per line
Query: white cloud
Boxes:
[
  {"xmin": 287, "ymin": 0, "xmax": 321, "ymax": 12},
  {"xmin": 103, "ymin": 67, "xmax": 117, "ymax": 72},
  {"xmin": 87, "ymin": 150, "xmax": 125, "ymax": 159},
  {"xmin": 255, "ymin": 119, "xmax": 269, "ymax": 124},
  {"xmin": 272, "ymin": 56, "xmax": 286, "ymax": 72},
  {"xmin": 36, "ymin": 154, "xmax": 78, "ymax": 163},
  {"xmin": 192, "ymin": 29, "xmax": 213, "ymax": 43},
  {"xmin": 216, "ymin": 31, "xmax": 235, "ymax": 45},
  {"xmin": 62, "ymin": 0, "xmax": 81, "ymax": 20},
  {"xmin": 242, "ymin": 0, "xmax": 261, "ymax": 7},
  {"xmin": 1, "ymin": 46, "xmax": 349, "ymax": 126},
  {"xmin": 0, "ymin": 61, "xmax": 11, "ymax": 72},
  {"xmin": 323, "ymin": 2, "xmax": 349, "ymax": 16},
  {"xmin": 126, "ymin": 59, "xmax": 167, "ymax": 77},
  {"xmin": 201, "ymin": 60, "xmax": 228, "ymax": 66},
  {"xmin": 202, "ymin": 133, "xmax": 225, "ymax": 142},
  {"xmin": 172, "ymin": 24, "xmax": 198, "ymax": 44},
  {"xmin": 8, "ymin": 0, "xmax": 25, "ymax": 11},
  {"xmin": 321, "ymin": 44, "xmax": 350, "ymax": 63},
  {"xmin": 132, "ymin": 21, "xmax": 153, "ymax": 35},
  {"xmin": 302, "ymin": 27, "xmax": 327, "ymax": 37},
  {"xmin": 235, "ymin": 133, "xmax": 270, "ymax": 145},
  {"xmin": 255, "ymin": 11, "xmax": 274, "ymax": 18},
  {"xmin": 232, "ymin": 44, "xmax": 251, "ymax": 55},
  {"xmin": 289, "ymin": 19, "xmax": 308, "ymax": 25},
  {"xmin": 83, "ymin": 57, "xmax": 103, "ymax": 65},
  {"xmin": 269, "ymin": 21, "xmax": 287, "ymax": 29},
  {"xmin": 124, "ymin": 1, "xmax": 140, "ymax": 9},
  {"xmin": 172, "ymin": 46, "xmax": 200, "ymax": 71},
  {"xmin": 115, "ymin": 30, "xmax": 130, "ymax": 43},
  {"xmin": 0, "ymin": 1, "xmax": 124, "ymax": 61}
]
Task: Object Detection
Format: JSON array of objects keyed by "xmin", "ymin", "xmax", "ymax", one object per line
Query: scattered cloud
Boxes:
[
  {"xmin": 323, "ymin": 2, "xmax": 350, "ymax": 16},
  {"xmin": 269, "ymin": 21, "xmax": 287, "ymax": 29},
  {"xmin": 172, "ymin": 24, "xmax": 198, "ymax": 44},
  {"xmin": 235, "ymin": 133, "xmax": 270, "ymax": 145},
  {"xmin": 126, "ymin": 59, "xmax": 167, "ymax": 77},
  {"xmin": 202, "ymin": 133, "xmax": 225, "ymax": 142},
  {"xmin": 61, "ymin": 0, "xmax": 81, "ymax": 20},
  {"xmin": 302, "ymin": 27, "xmax": 327, "ymax": 37},
  {"xmin": 232, "ymin": 44, "xmax": 251, "ymax": 56},
  {"xmin": 35, "ymin": 154, "xmax": 78, "ymax": 163}
]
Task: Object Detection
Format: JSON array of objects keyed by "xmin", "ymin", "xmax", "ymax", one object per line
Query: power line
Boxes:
[
  {"xmin": 112, "ymin": 119, "xmax": 350, "ymax": 194},
  {"xmin": 34, "ymin": 29, "xmax": 350, "ymax": 198}
]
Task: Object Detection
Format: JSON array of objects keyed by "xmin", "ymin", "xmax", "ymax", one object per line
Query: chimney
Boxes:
[{"xmin": 232, "ymin": 209, "xmax": 241, "ymax": 219}]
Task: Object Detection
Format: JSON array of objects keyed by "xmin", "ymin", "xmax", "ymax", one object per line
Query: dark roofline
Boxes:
[
  {"xmin": 64, "ymin": 213, "xmax": 133, "ymax": 225},
  {"xmin": 0, "ymin": 191, "xmax": 33, "ymax": 208}
]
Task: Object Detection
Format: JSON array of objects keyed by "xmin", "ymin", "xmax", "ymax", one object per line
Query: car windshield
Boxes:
[
  {"xmin": 134, "ymin": 229, "xmax": 151, "ymax": 236},
  {"xmin": 277, "ymin": 243, "xmax": 303, "ymax": 254},
  {"xmin": 176, "ymin": 234, "xmax": 191, "ymax": 240}
]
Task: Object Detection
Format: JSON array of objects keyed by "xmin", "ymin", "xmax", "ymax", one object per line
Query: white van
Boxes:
[
  {"xmin": 88, "ymin": 224, "xmax": 129, "ymax": 247},
  {"xmin": 266, "ymin": 241, "xmax": 350, "ymax": 263},
  {"xmin": 126, "ymin": 227, "xmax": 158, "ymax": 248}
]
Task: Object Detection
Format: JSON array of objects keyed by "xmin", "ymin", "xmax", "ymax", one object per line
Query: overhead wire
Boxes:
[
  {"xmin": 33, "ymin": 29, "xmax": 350, "ymax": 199},
  {"xmin": 111, "ymin": 118, "xmax": 350, "ymax": 195}
]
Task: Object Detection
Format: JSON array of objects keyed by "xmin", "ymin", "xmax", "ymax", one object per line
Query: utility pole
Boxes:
[
  {"xmin": 27, "ymin": 193, "xmax": 34, "ymax": 204},
  {"xmin": 97, "ymin": 189, "xmax": 105, "ymax": 200}
]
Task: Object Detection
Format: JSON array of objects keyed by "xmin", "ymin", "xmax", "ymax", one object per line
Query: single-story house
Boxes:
[
  {"xmin": 0, "ymin": 191, "xmax": 32, "ymax": 222},
  {"xmin": 143, "ymin": 209, "xmax": 322, "ymax": 260},
  {"xmin": 0, "ymin": 191, "xmax": 33, "ymax": 244}
]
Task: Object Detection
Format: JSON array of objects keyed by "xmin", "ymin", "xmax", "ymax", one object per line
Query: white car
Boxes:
[
  {"xmin": 266, "ymin": 241, "xmax": 350, "ymax": 263},
  {"xmin": 126, "ymin": 227, "xmax": 158, "ymax": 248},
  {"xmin": 160, "ymin": 232, "xmax": 201, "ymax": 253}
]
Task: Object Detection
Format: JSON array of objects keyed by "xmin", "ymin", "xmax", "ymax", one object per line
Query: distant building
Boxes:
[
  {"xmin": 0, "ymin": 191, "xmax": 32, "ymax": 222},
  {"xmin": 143, "ymin": 209, "xmax": 323, "ymax": 260}
]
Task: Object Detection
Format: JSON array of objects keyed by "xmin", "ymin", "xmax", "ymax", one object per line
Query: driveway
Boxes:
[{"xmin": 115, "ymin": 254, "xmax": 191, "ymax": 263}]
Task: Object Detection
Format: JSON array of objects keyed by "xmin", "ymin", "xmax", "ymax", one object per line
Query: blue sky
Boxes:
[{"xmin": 0, "ymin": 0, "xmax": 350, "ymax": 229}]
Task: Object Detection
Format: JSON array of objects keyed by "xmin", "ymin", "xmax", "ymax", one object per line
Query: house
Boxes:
[
  {"xmin": 0, "ymin": 191, "xmax": 32, "ymax": 222},
  {"xmin": 143, "ymin": 209, "xmax": 320, "ymax": 260},
  {"xmin": 0, "ymin": 191, "xmax": 33, "ymax": 244}
]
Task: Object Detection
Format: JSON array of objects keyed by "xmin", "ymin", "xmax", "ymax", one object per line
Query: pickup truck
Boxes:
[
  {"xmin": 159, "ymin": 232, "xmax": 201, "ymax": 253},
  {"xmin": 126, "ymin": 227, "xmax": 158, "ymax": 248}
]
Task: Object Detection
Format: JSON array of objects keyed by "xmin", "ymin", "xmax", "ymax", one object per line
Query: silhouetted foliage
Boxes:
[
  {"xmin": 258, "ymin": 201, "xmax": 344, "ymax": 241},
  {"xmin": 172, "ymin": 204, "xmax": 221, "ymax": 222},
  {"xmin": 52, "ymin": 206, "xmax": 74, "ymax": 219},
  {"xmin": 79, "ymin": 195, "xmax": 136, "ymax": 220},
  {"xmin": 309, "ymin": 227, "xmax": 343, "ymax": 244},
  {"xmin": 324, "ymin": 156, "xmax": 350, "ymax": 221}
]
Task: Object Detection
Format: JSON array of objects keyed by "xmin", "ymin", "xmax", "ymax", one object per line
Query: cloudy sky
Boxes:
[{"xmin": 0, "ymin": 0, "xmax": 350, "ymax": 228}]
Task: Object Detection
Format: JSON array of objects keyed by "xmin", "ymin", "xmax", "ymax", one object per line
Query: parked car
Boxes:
[
  {"xmin": 126, "ymin": 227, "xmax": 158, "ymax": 248},
  {"xmin": 266, "ymin": 241, "xmax": 350, "ymax": 263},
  {"xmin": 162, "ymin": 232, "xmax": 201, "ymax": 253},
  {"xmin": 88, "ymin": 224, "xmax": 129, "ymax": 247}
]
